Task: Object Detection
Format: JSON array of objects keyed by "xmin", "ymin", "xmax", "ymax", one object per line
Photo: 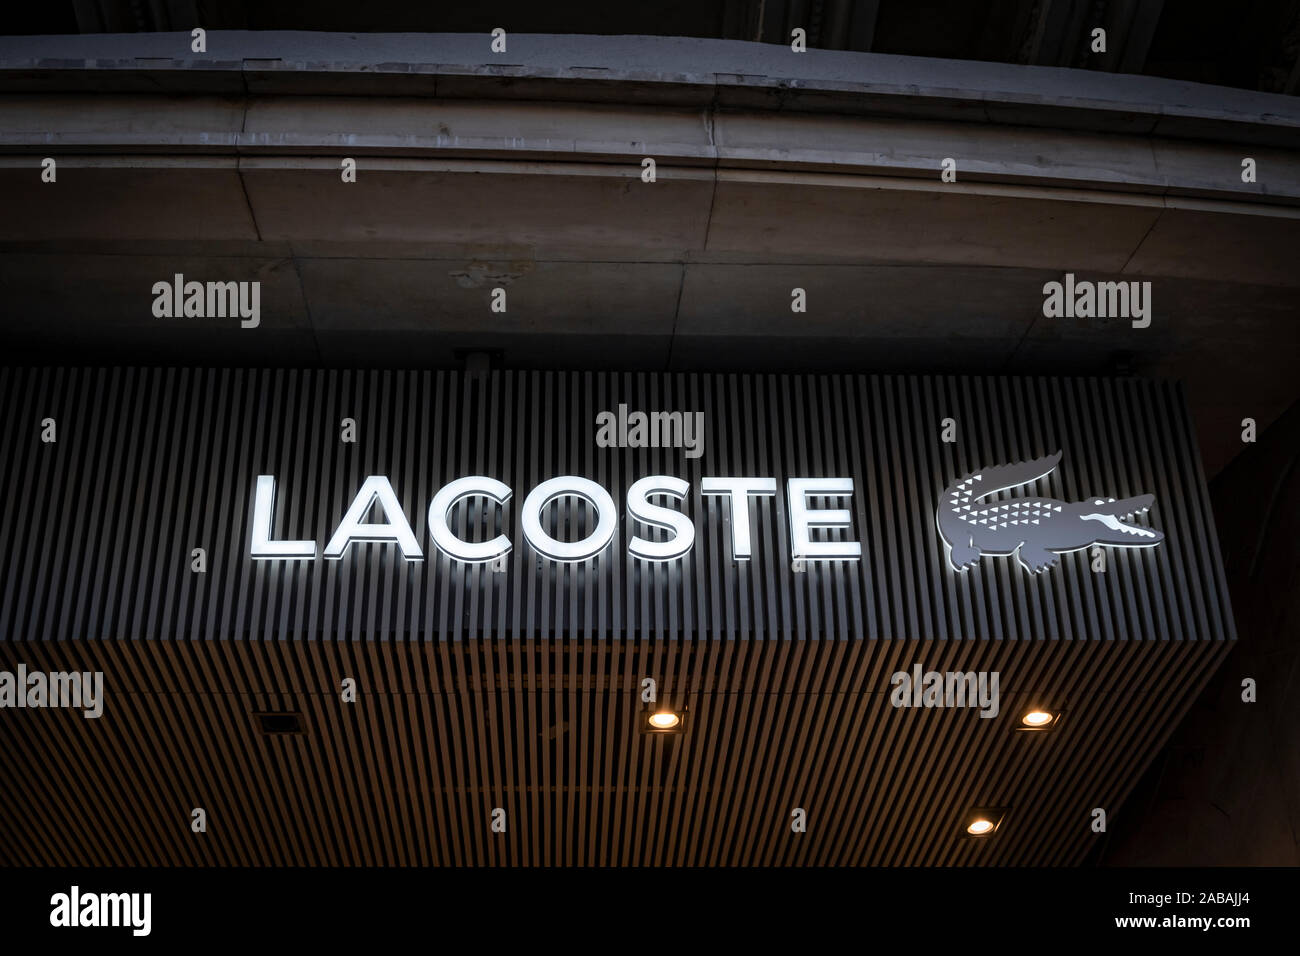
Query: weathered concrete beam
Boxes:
[
  {"xmin": 2, "ymin": 154, "xmax": 1296, "ymax": 290},
  {"xmin": 2, "ymin": 91, "xmax": 1296, "ymax": 209},
  {"xmin": 1, "ymin": 32, "xmax": 1298, "ymax": 146}
]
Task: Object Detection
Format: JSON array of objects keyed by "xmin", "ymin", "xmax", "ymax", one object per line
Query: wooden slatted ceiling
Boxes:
[{"xmin": 0, "ymin": 369, "xmax": 1234, "ymax": 865}]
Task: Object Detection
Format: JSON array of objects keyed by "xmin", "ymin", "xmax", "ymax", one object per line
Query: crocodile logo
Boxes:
[{"xmin": 937, "ymin": 452, "xmax": 1163, "ymax": 573}]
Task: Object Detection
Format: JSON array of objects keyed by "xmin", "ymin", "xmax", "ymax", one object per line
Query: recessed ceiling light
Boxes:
[
  {"xmin": 963, "ymin": 808, "xmax": 1005, "ymax": 837},
  {"xmin": 1018, "ymin": 709, "xmax": 1061, "ymax": 731},
  {"xmin": 647, "ymin": 711, "xmax": 680, "ymax": 730}
]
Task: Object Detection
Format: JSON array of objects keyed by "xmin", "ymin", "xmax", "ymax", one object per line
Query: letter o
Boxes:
[{"xmin": 521, "ymin": 476, "xmax": 617, "ymax": 562}]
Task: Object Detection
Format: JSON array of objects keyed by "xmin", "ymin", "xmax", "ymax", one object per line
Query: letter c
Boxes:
[{"xmin": 427, "ymin": 477, "xmax": 513, "ymax": 563}]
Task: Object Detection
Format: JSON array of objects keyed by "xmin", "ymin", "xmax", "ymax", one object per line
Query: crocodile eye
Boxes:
[{"xmin": 1094, "ymin": 499, "xmax": 1103, "ymax": 505}]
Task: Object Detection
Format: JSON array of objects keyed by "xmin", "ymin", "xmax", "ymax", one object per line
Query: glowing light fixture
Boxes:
[
  {"xmin": 963, "ymin": 808, "xmax": 1005, "ymax": 837},
  {"xmin": 1018, "ymin": 709, "xmax": 1062, "ymax": 731},
  {"xmin": 643, "ymin": 708, "xmax": 686, "ymax": 734},
  {"xmin": 647, "ymin": 711, "xmax": 681, "ymax": 730}
]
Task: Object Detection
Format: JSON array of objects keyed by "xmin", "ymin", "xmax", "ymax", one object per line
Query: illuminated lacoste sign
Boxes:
[
  {"xmin": 937, "ymin": 452, "xmax": 1163, "ymax": 573},
  {"xmin": 250, "ymin": 474, "xmax": 863, "ymax": 564},
  {"xmin": 252, "ymin": 453, "xmax": 1164, "ymax": 574}
]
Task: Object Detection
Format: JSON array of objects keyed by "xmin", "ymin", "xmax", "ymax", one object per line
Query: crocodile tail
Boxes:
[{"xmin": 943, "ymin": 451, "xmax": 1063, "ymax": 503}]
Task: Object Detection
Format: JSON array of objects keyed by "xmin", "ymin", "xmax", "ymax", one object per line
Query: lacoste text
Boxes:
[{"xmin": 251, "ymin": 473, "xmax": 861, "ymax": 564}]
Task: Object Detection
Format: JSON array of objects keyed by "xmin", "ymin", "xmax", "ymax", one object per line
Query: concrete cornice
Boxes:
[
  {"xmin": 2, "ymin": 32, "xmax": 1299, "ymax": 147},
  {"xmin": 1, "ymin": 32, "xmax": 1295, "ymax": 479},
  {"xmin": 2, "ymin": 44, "xmax": 1299, "ymax": 209}
]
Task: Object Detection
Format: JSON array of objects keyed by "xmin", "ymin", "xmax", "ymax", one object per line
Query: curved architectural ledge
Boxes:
[
  {"xmin": 1, "ymin": 31, "xmax": 1299, "ymax": 146},
  {"xmin": 2, "ymin": 33, "xmax": 1299, "ymax": 223},
  {"xmin": 2, "ymin": 92, "xmax": 1299, "ymax": 210}
]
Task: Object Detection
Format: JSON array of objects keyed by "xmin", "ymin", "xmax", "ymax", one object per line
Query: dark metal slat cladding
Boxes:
[{"xmin": 0, "ymin": 368, "xmax": 1235, "ymax": 865}]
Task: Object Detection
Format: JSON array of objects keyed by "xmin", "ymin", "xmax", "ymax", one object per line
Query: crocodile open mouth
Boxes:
[{"xmin": 1080, "ymin": 504, "xmax": 1159, "ymax": 539}]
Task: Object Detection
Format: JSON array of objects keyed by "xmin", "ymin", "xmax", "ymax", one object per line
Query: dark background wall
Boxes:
[{"xmin": 1102, "ymin": 400, "xmax": 1299, "ymax": 864}]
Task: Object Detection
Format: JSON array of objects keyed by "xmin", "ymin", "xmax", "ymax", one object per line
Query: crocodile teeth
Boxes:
[{"xmin": 1118, "ymin": 526, "xmax": 1155, "ymax": 537}]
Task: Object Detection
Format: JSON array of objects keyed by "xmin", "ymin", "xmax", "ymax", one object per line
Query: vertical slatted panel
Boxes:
[{"xmin": 0, "ymin": 369, "xmax": 1234, "ymax": 865}]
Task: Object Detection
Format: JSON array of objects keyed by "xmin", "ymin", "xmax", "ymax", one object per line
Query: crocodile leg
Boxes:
[
  {"xmin": 1017, "ymin": 543, "xmax": 1061, "ymax": 573},
  {"xmin": 947, "ymin": 540, "xmax": 981, "ymax": 570}
]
